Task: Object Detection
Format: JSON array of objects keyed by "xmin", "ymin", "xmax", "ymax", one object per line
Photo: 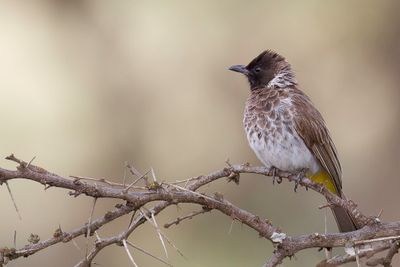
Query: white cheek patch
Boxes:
[{"xmin": 267, "ymin": 69, "xmax": 297, "ymax": 88}]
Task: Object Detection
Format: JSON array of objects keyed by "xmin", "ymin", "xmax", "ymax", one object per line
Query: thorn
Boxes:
[
  {"xmin": 319, "ymin": 203, "xmax": 333, "ymax": 209},
  {"xmin": 94, "ymin": 231, "xmax": 101, "ymax": 243},
  {"xmin": 150, "ymin": 167, "xmax": 157, "ymax": 182},
  {"xmin": 324, "ymin": 207, "xmax": 331, "ymax": 260},
  {"xmin": 377, "ymin": 209, "xmax": 383, "ymax": 218},
  {"xmin": 72, "ymin": 238, "xmax": 84, "ymax": 254},
  {"xmin": 126, "ymin": 240, "xmax": 173, "ymax": 267},
  {"xmin": 123, "ymin": 163, "xmax": 128, "ymax": 187},
  {"xmin": 124, "ymin": 170, "xmax": 151, "ymax": 193},
  {"xmin": 140, "ymin": 209, "xmax": 168, "ymax": 259},
  {"xmin": 140, "ymin": 209, "xmax": 186, "ymax": 260},
  {"xmin": 5, "ymin": 182, "xmax": 22, "ymax": 220},
  {"xmin": 228, "ymin": 220, "xmax": 235, "ymax": 235},
  {"xmin": 127, "ymin": 210, "xmax": 137, "ymax": 229},
  {"xmin": 225, "ymin": 158, "xmax": 232, "ymax": 167},
  {"xmin": 44, "ymin": 184, "xmax": 52, "ymax": 190},
  {"xmin": 125, "ymin": 162, "xmax": 142, "ymax": 178},
  {"xmin": 151, "ymin": 212, "xmax": 168, "ymax": 258},
  {"xmin": 355, "ymin": 247, "xmax": 360, "ymax": 267},
  {"xmin": 85, "ymin": 198, "xmax": 97, "ymax": 258},
  {"xmin": 123, "ymin": 239, "xmax": 139, "ymax": 267},
  {"xmin": 13, "ymin": 231, "xmax": 16, "ymax": 248},
  {"xmin": 26, "ymin": 156, "xmax": 36, "ymax": 169}
]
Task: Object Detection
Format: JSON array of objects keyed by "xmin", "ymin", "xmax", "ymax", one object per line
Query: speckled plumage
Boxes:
[
  {"xmin": 244, "ymin": 87, "xmax": 321, "ymax": 177},
  {"xmin": 229, "ymin": 50, "xmax": 357, "ymax": 232}
]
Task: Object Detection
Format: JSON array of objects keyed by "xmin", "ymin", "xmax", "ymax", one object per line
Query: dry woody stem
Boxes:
[{"xmin": 0, "ymin": 154, "xmax": 399, "ymax": 267}]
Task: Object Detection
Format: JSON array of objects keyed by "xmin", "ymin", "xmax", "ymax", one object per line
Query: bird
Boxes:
[{"xmin": 228, "ymin": 50, "xmax": 357, "ymax": 232}]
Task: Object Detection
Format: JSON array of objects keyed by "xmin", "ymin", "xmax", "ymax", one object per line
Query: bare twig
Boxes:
[
  {"xmin": 381, "ymin": 241, "xmax": 400, "ymax": 267},
  {"xmin": 167, "ymin": 184, "xmax": 223, "ymax": 205},
  {"xmin": 164, "ymin": 208, "xmax": 211, "ymax": 228},
  {"xmin": 317, "ymin": 241, "xmax": 392, "ymax": 266},
  {"xmin": 355, "ymin": 235, "xmax": 400, "ymax": 246},
  {"xmin": 3, "ymin": 203, "xmax": 136, "ymax": 264},
  {"xmin": 1, "ymin": 155, "xmax": 399, "ymax": 267},
  {"xmin": 365, "ymin": 240, "xmax": 400, "ymax": 267},
  {"xmin": 70, "ymin": 175, "xmax": 123, "ymax": 187},
  {"xmin": 170, "ymin": 176, "xmax": 199, "ymax": 185}
]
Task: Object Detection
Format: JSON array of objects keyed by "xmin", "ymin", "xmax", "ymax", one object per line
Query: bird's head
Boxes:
[{"xmin": 229, "ymin": 50, "xmax": 296, "ymax": 90}]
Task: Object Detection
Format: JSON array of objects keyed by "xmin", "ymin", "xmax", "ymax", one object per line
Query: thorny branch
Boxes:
[{"xmin": 0, "ymin": 154, "xmax": 399, "ymax": 267}]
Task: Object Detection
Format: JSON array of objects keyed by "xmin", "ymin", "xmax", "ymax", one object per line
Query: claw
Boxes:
[
  {"xmin": 294, "ymin": 175, "xmax": 300, "ymax": 192},
  {"xmin": 293, "ymin": 169, "xmax": 307, "ymax": 192},
  {"xmin": 271, "ymin": 167, "xmax": 282, "ymax": 185},
  {"xmin": 272, "ymin": 167, "xmax": 276, "ymax": 185}
]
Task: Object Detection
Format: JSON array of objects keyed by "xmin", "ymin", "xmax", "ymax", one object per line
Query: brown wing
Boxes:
[{"xmin": 291, "ymin": 89, "xmax": 343, "ymax": 194}]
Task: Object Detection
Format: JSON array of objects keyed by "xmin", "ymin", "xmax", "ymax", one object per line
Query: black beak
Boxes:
[{"xmin": 228, "ymin": 65, "xmax": 249, "ymax": 75}]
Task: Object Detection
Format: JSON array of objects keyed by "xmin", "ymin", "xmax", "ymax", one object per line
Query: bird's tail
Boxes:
[
  {"xmin": 331, "ymin": 205, "xmax": 358, "ymax": 232},
  {"xmin": 309, "ymin": 171, "xmax": 358, "ymax": 232}
]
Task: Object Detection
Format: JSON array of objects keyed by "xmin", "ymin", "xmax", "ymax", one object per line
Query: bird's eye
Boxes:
[{"xmin": 254, "ymin": 67, "xmax": 261, "ymax": 73}]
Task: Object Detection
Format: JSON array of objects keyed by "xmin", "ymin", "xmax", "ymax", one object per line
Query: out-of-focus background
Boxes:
[{"xmin": 0, "ymin": 1, "xmax": 399, "ymax": 266}]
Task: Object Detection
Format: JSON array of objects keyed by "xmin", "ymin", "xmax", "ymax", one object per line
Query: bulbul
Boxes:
[{"xmin": 228, "ymin": 50, "xmax": 357, "ymax": 232}]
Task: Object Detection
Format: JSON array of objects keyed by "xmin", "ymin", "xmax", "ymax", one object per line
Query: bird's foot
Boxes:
[
  {"xmin": 271, "ymin": 167, "xmax": 282, "ymax": 185},
  {"xmin": 293, "ymin": 169, "xmax": 307, "ymax": 192}
]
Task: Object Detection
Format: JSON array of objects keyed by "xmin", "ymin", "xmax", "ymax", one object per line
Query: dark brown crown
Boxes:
[
  {"xmin": 246, "ymin": 50, "xmax": 286, "ymax": 70},
  {"xmin": 229, "ymin": 50, "xmax": 296, "ymax": 90}
]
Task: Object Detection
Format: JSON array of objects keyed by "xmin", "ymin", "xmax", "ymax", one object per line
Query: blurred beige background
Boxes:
[{"xmin": 0, "ymin": 1, "xmax": 399, "ymax": 266}]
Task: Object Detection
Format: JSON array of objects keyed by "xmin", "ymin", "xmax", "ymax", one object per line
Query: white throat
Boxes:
[{"xmin": 267, "ymin": 67, "xmax": 297, "ymax": 88}]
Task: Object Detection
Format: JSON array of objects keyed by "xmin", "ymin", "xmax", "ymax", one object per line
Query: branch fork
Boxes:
[{"xmin": 0, "ymin": 154, "xmax": 398, "ymax": 267}]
